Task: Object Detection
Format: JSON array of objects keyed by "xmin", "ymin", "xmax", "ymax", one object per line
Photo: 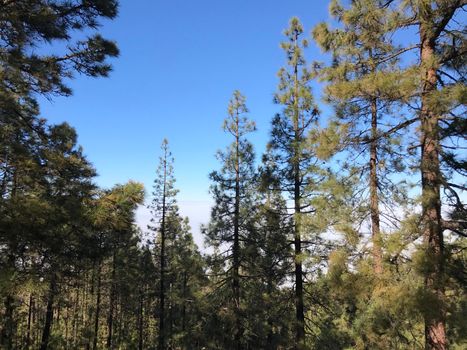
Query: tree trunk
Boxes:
[
  {"xmin": 370, "ymin": 97, "xmax": 383, "ymax": 275},
  {"xmin": 233, "ymin": 112, "xmax": 242, "ymax": 350},
  {"xmin": 40, "ymin": 273, "xmax": 57, "ymax": 350},
  {"xmin": 158, "ymin": 162, "xmax": 167, "ymax": 350},
  {"xmin": 116, "ymin": 296, "xmax": 123, "ymax": 347},
  {"xmin": 25, "ymin": 293, "xmax": 33, "ymax": 349},
  {"xmin": 1, "ymin": 183, "xmax": 17, "ymax": 349},
  {"xmin": 266, "ymin": 273, "xmax": 275, "ymax": 350},
  {"xmin": 1, "ymin": 294, "xmax": 15, "ymax": 349},
  {"xmin": 419, "ymin": 7, "xmax": 446, "ymax": 350},
  {"xmin": 292, "ymin": 31, "xmax": 305, "ymax": 349},
  {"xmin": 1, "ymin": 254, "xmax": 17, "ymax": 349},
  {"xmin": 71, "ymin": 285, "xmax": 80, "ymax": 347},
  {"xmin": 86, "ymin": 266, "xmax": 96, "ymax": 350},
  {"xmin": 168, "ymin": 282, "xmax": 173, "ymax": 347},
  {"xmin": 138, "ymin": 285, "xmax": 144, "ymax": 350},
  {"xmin": 93, "ymin": 261, "xmax": 102, "ymax": 350},
  {"xmin": 32, "ymin": 293, "xmax": 38, "ymax": 347},
  {"xmin": 294, "ymin": 171, "xmax": 305, "ymax": 349},
  {"xmin": 64, "ymin": 300, "xmax": 69, "ymax": 349},
  {"xmin": 181, "ymin": 272, "xmax": 187, "ymax": 335},
  {"xmin": 107, "ymin": 253, "xmax": 116, "ymax": 349}
]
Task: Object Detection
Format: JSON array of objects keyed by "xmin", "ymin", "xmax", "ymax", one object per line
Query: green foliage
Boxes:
[
  {"xmin": 1, "ymin": 1, "xmax": 466, "ymax": 349},
  {"xmin": 204, "ymin": 90, "xmax": 259, "ymax": 348}
]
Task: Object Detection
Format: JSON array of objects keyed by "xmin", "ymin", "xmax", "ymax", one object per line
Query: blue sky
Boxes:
[{"xmin": 38, "ymin": 1, "xmax": 332, "ymax": 245}]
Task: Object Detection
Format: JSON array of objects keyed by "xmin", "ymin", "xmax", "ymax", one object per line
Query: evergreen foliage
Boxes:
[
  {"xmin": 0, "ymin": 1, "xmax": 465, "ymax": 350},
  {"xmin": 204, "ymin": 90, "xmax": 258, "ymax": 349}
]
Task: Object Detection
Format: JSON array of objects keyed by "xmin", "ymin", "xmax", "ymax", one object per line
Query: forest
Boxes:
[{"xmin": 0, "ymin": 0, "xmax": 465, "ymax": 349}]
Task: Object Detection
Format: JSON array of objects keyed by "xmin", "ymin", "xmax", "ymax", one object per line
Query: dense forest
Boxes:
[{"xmin": 0, "ymin": 1, "xmax": 465, "ymax": 349}]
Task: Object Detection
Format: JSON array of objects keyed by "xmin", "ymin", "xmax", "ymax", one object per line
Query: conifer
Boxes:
[
  {"xmin": 149, "ymin": 139, "xmax": 178, "ymax": 350},
  {"xmin": 205, "ymin": 90, "xmax": 256, "ymax": 349},
  {"xmin": 268, "ymin": 17, "xmax": 319, "ymax": 348}
]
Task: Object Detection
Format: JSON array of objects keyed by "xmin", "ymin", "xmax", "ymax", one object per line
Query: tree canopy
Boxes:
[{"xmin": 0, "ymin": 1, "xmax": 465, "ymax": 350}]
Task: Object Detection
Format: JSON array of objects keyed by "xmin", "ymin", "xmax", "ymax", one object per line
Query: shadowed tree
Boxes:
[{"xmin": 92, "ymin": 181, "xmax": 145, "ymax": 350}]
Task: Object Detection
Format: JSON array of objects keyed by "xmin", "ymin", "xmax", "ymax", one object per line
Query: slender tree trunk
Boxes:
[
  {"xmin": 292, "ymin": 31, "xmax": 305, "ymax": 349},
  {"xmin": 32, "ymin": 294, "xmax": 37, "ymax": 347},
  {"xmin": 370, "ymin": 97, "xmax": 383, "ymax": 275},
  {"xmin": 168, "ymin": 282, "xmax": 173, "ymax": 347},
  {"xmin": 1, "ymin": 181, "xmax": 17, "ymax": 349},
  {"xmin": 1, "ymin": 294, "xmax": 14, "ymax": 349},
  {"xmin": 107, "ymin": 252, "xmax": 116, "ymax": 349},
  {"xmin": 82, "ymin": 272, "xmax": 89, "ymax": 346},
  {"xmin": 232, "ymin": 113, "xmax": 242, "ymax": 350},
  {"xmin": 116, "ymin": 296, "xmax": 123, "ymax": 347},
  {"xmin": 71, "ymin": 285, "xmax": 80, "ymax": 347},
  {"xmin": 56, "ymin": 304, "xmax": 61, "ymax": 326},
  {"xmin": 158, "ymin": 164, "xmax": 167, "ymax": 350},
  {"xmin": 293, "ymin": 165, "xmax": 304, "ymax": 349},
  {"xmin": 138, "ymin": 285, "xmax": 144, "ymax": 350},
  {"xmin": 64, "ymin": 301, "xmax": 69, "ymax": 349},
  {"xmin": 419, "ymin": 15, "xmax": 446, "ymax": 350},
  {"xmin": 40, "ymin": 273, "xmax": 57, "ymax": 350},
  {"xmin": 266, "ymin": 273, "xmax": 275, "ymax": 349},
  {"xmin": 144, "ymin": 287, "xmax": 150, "ymax": 347},
  {"xmin": 93, "ymin": 261, "xmax": 102, "ymax": 350},
  {"xmin": 25, "ymin": 293, "xmax": 33, "ymax": 349},
  {"xmin": 1, "ymin": 257, "xmax": 17, "ymax": 348},
  {"xmin": 181, "ymin": 272, "xmax": 187, "ymax": 335},
  {"xmin": 86, "ymin": 265, "xmax": 96, "ymax": 350}
]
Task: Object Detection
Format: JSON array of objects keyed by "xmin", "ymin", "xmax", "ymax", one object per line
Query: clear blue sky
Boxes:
[{"xmin": 38, "ymin": 0, "xmax": 332, "ymax": 244}]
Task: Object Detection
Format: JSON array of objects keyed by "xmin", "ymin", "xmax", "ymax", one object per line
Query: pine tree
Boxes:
[
  {"xmin": 268, "ymin": 17, "xmax": 319, "ymax": 348},
  {"xmin": 312, "ymin": 0, "xmax": 417, "ymax": 275},
  {"xmin": 1, "ymin": 2, "xmax": 120, "ymax": 342},
  {"xmin": 312, "ymin": 1, "xmax": 466, "ymax": 348},
  {"xmin": 164, "ymin": 214, "xmax": 206, "ymax": 349},
  {"xmin": 407, "ymin": 2, "xmax": 465, "ymax": 348},
  {"xmin": 0, "ymin": 106, "xmax": 45, "ymax": 349},
  {"xmin": 92, "ymin": 182, "xmax": 145, "ymax": 349},
  {"xmin": 149, "ymin": 139, "xmax": 178, "ymax": 350},
  {"xmin": 414, "ymin": 1, "xmax": 465, "ymax": 349},
  {"xmin": 374, "ymin": 2, "xmax": 466, "ymax": 348},
  {"xmin": 16, "ymin": 123, "xmax": 96, "ymax": 350},
  {"xmin": 205, "ymin": 90, "xmax": 256, "ymax": 349},
  {"xmin": 250, "ymin": 152, "xmax": 294, "ymax": 348},
  {"xmin": 0, "ymin": 0, "xmax": 119, "ymax": 118},
  {"xmin": 137, "ymin": 246, "xmax": 158, "ymax": 350}
]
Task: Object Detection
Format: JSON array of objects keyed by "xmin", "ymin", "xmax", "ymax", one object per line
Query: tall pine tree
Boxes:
[
  {"xmin": 149, "ymin": 139, "xmax": 178, "ymax": 350},
  {"xmin": 205, "ymin": 90, "xmax": 256, "ymax": 350},
  {"xmin": 312, "ymin": 0, "xmax": 417, "ymax": 275},
  {"xmin": 268, "ymin": 17, "xmax": 319, "ymax": 348}
]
